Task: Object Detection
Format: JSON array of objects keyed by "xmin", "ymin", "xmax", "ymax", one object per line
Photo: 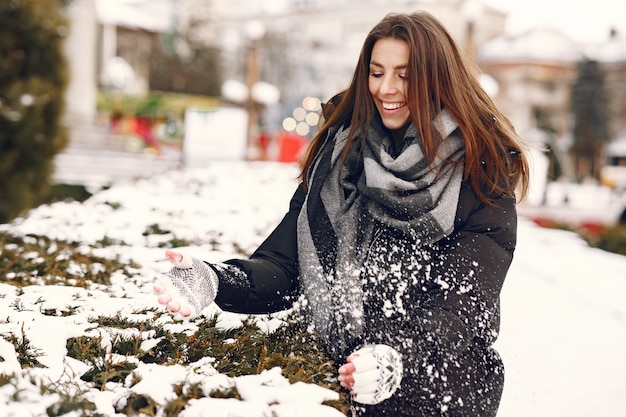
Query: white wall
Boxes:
[{"xmin": 63, "ymin": 0, "xmax": 99, "ymax": 124}]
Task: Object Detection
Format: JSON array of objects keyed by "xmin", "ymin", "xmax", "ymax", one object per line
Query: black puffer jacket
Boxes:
[{"xmin": 214, "ymin": 180, "xmax": 517, "ymax": 417}]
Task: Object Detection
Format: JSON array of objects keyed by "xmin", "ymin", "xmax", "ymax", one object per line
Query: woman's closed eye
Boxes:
[{"xmin": 369, "ymin": 72, "xmax": 408, "ymax": 79}]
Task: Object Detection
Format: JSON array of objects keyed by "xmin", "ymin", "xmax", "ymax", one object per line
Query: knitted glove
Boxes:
[
  {"xmin": 153, "ymin": 250, "xmax": 219, "ymax": 318},
  {"xmin": 348, "ymin": 344, "xmax": 404, "ymax": 405}
]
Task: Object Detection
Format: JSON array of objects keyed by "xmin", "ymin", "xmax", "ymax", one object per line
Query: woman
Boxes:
[{"xmin": 154, "ymin": 11, "xmax": 529, "ymax": 417}]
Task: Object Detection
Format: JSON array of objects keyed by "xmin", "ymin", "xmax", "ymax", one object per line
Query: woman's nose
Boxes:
[{"xmin": 380, "ymin": 75, "xmax": 399, "ymax": 95}]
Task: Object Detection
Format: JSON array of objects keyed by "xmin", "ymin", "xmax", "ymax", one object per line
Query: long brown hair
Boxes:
[{"xmin": 299, "ymin": 11, "xmax": 529, "ymax": 203}]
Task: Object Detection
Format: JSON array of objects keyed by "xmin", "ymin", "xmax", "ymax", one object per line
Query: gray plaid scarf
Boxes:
[{"xmin": 296, "ymin": 109, "xmax": 465, "ymax": 358}]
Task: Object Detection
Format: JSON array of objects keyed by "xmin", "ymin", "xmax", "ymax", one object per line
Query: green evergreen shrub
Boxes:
[
  {"xmin": 590, "ymin": 224, "xmax": 626, "ymax": 256},
  {"xmin": 0, "ymin": 0, "xmax": 69, "ymax": 223}
]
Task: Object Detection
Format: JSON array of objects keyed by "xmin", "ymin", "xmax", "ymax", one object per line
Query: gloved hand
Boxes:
[
  {"xmin": 153, "ymin": 250, "xmax": 219, "ymax": 318},
  {"xmin": 338, "ymin": 344, "xmax": 403, "ymax": 405}
]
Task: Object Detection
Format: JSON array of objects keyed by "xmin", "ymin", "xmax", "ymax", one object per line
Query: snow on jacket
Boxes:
[{"xmin": 213, "ymin": 179, "xmax": 517, "ymax": 417}]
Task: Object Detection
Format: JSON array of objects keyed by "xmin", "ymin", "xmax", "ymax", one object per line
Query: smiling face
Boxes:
[{"xmin": 368, "ymin": 37, "xmax": 411, "ymax": 135}]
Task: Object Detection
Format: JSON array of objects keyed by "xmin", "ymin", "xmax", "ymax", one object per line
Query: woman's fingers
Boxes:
[
  {"xmin": 165, "ymin": 250, "xmax": 193, "ymax": 268},
  {"xmin": 338, "ymin": 361, "xmax": 357, "ymax": 389},
  {"xmin": 338, "ymin": 362, "xmax": 356, "ymax": 375},
  {"xmin": 165, "ymin": 250, "xmax": 183, "ymax": 264},
  {"xmin": 153, "ymin": 282, "xmax": 165, "ymax": 294},
  {"xmin": 157, "ymin": 293, "xmax": 171, "ymax": 304},
  {"xmin": 338, "ymin": 376, "xmax": 354, "ymax": 389}
]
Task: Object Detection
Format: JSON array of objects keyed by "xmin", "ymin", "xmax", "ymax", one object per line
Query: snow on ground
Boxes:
[{"xmin": 1, "ymin": 161, "xmax": 625, "ymax": 416}]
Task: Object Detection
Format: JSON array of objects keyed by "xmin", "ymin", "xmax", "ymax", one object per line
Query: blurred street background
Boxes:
[{"xmin": 2, "ymin": 0, "xmax": 626, "ymax": 245}]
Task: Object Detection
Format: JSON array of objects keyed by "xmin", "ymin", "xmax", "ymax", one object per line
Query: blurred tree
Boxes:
[
  {"xmin": 570, "ymin": 59, "xmax": 610, "ymax": 181},
  {"xmin": 150, "ymin": 16, "xmax": 222, "ymax": 96},
  {"xmin": 0, "ymin": 0, "xmax": 69, "ymax": 223}
]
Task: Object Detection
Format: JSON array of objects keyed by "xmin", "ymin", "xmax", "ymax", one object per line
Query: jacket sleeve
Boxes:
[{"xmin": 213, "ymin": 183, "xmax": 305, "ymax": 314}]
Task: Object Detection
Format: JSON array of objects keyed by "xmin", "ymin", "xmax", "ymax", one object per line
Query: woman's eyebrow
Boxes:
[{"xmin": 369, "ymin": 60, "xmax": 408, "ymax": 70}]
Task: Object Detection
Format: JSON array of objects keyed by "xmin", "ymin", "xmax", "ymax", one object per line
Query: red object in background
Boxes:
[
  {"xmin": 257, "ymin": 131, "xmax": 271, "ymax": 160},
  {"xmin": 277, "ymin": 132, "xmax": 307, "ymax": 163},
  {"xmin": 135, "ymin": 117, "xmax": 161, "ymax": 152},
  {"xmin": 531, "ymin": 217, "xmax": 556, "ymax": 228},
  {"xmin": 110, "ymin": 115, "xmax": 161, "ymax": 154},
  {"xmin": 530, "ymin": 216, "xmax": 606, "ymax": 238},
  {"xmin": 578, "ymin": 222, "xmax": 605, "ymax": 238}
]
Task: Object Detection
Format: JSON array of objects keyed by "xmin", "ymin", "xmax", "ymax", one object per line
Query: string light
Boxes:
[{"xmin": 281, "ymin": 96, "xmax": 322, "ymax": 137}]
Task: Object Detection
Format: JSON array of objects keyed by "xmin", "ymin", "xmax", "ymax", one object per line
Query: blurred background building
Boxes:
[{"xmin": 57, "ymin": 0, "xmax": 626, "ymax": 198}]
